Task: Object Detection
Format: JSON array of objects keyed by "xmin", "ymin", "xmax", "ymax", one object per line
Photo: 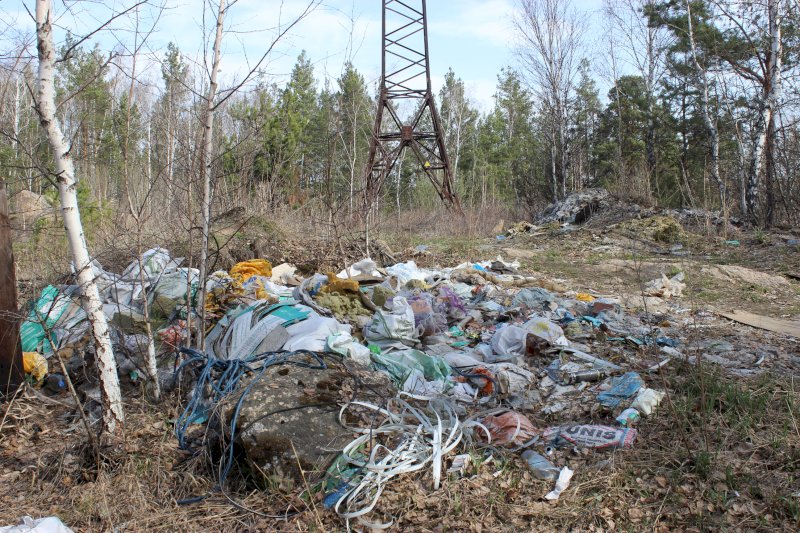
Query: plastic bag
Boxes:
[
  {"xmin": 0, "ymin": 516, "xmax": 74, "ymax": 533},
  {"xmin": 490, "ymin": 325, "xmax": 528, "ymax": 358},
  {"xmin": 23, "ymin": 352, "xmax": 47, "ymax": 381},
  {"xmin": 481, "ymin": 411, "xmax": 538, "ymax": 446},
  {"xmin": 385, "ymin": 261, "xmax": 434, "ymax": 286},
  {"xmin": 364, "ymin": 296, "xmax": 418, "ymax": 347},
  {"xmin": 524, "ymin": 315, "xmax": 569, "ymax": 346},
  {"xmin": 512, "ymin": 287, "xmax": 554, "ymax": 309},
  {"xmin": 631, "ymin": 388, "xmax": 665, "ymax": 415},
  {"xmin": 337, "ymin": 258, "xmax": 381, "ymax": 279}
]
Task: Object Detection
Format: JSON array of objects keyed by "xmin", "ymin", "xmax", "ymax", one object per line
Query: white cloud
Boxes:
[{"xmin": 429, "ymin": 0, "xmax": 515, "ymax": 48}]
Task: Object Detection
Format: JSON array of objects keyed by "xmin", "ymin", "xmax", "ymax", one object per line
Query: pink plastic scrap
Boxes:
[{"xmin": 481, "ymin": 411, "xmax": 538, "ymax": 446}]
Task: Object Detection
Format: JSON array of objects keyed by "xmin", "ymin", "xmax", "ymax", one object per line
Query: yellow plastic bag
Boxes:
[
  {"xmin": 23, "ymin": 351, "xmax": 48, "ymax": 382},
  {"xmin": 576, "ymin": 293, "xmax": 595, "ymax": 302},
  {"xmin": 230, "ymin": 259, "xmax": 272, "ymax": 284}
]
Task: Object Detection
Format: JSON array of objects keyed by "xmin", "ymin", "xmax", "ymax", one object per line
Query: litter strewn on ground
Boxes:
[{"xmin": 17, "ymin": 247, "xmax": 797, "ymax": 529}]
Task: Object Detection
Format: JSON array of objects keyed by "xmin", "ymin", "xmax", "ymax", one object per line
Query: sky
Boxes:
[{"xmin": 3, "ymin": 0, "xmax": 606, "ymax": 111}]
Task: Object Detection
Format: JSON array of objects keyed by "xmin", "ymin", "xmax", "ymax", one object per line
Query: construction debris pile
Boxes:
[{"xmin": 19, "ymin": 247, "xmax": 782, "ymax": 528}]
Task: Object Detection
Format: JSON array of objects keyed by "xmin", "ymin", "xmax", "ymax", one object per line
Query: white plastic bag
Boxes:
[
  {"xmin": 385, "ymin": 261, "xmax": 434, "ymax": 286},
  {"xmin": 630, "ymin": 388, "xmax": 665, "ymax": 416},
  {"xmin": 364, "ymin": 296, "xmax": 418, "ymax": 347},
  {"xmin": 524, "ymin": 315, "xmax": 569, "ymax": 346},
  {"xmin": 0, "ymin": 516, "xmax": 74, "ymax": 533}
]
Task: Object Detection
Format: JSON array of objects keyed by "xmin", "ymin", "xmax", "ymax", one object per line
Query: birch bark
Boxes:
[{"xmin": 35, "ymin": 0, "xmax": 124, "ymax": 433}]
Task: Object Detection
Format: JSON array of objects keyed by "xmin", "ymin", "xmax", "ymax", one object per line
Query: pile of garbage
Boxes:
[{"xmin": 20, "ymin": 250, "xmax": 700, "ymax": 528}]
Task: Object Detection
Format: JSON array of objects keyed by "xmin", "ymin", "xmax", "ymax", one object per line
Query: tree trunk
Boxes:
[
  {"xmin": 35, "ymin": 0, "xmax": 124, "ymax": 433},
  {"xmin": 747, "ymin": 0, "xmax": 782, "ymax": 225},
  {"xmin": 686, "ymin": 0, "xmax": 724, "ymax": 209},
  {"xmin": 197, "ymin": 0, "xmax": 226, "ymax": 349}
]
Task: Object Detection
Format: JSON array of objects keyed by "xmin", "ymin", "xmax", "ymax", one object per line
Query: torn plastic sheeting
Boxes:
[
  {"xmin": 544, "ymin": 425, "xmax": 637, "ymax": 449},
  {"xmin": 229, "ymin": 259, "xmax": 272, "ymax": 284},
  {"xmin": 204, "ymin": 303, "xmax": 289, "ymax": 361},
  {"xmin": 0, "ymin": 517, "xmax": 74, "ymax": 533},
  {"xmin": 283, "ymin": 314, "xmax": 351, "ymax": 352},
  {"xmin": 151, "ymin": 268, "xmax": 199, "ymax": 316},
  {"xmin": 481, "ymin": 411, "xmax": 538, "ymax": 446},
  {"xmin": 120, "ymin": 247, "xmax": 181, "ymax": 281},
  {"xmin": 597, "ymin": 372, "xmax": 644, "ymax": 408},
  {"xmin": 327, "ymin": 332, "xmax": 372, "ymax": 366},
  {"xmin": 385, "ymin": 261, "xmax": 435, "ymax": 286},
  {"xmin": 512, "ymin": 287, "xmax": 555, "ymax": 309},
  {"xmin": 545, "ymin": 466, "xmax": 574, "ymax": 501},
  {"xmin": 370, "ymin": 349, "xmax": 451, "ymax": 388}
]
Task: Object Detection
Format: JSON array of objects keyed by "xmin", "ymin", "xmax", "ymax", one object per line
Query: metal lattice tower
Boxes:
[{"xmin": 364, "ymin": 0, "xmax": 459, "ymax": 209}]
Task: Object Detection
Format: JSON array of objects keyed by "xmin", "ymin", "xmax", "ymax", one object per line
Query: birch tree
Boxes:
[
  {"xmin": 747, "ymin": 0, "xmax": 783, "ymax": 225},
  {"xmin": 514, "ymin": 0, "xmax": 583, "ymax": 200},
  {"xmin": 194, "ymin": 0, "xmax": 320, "ymax": 348},
  {"xmin": 34, "ymin": 0, "xmax": 124, "ymax": 434},
  {"xmin": 196, "ymin": 0, "xmax": 225, "ymax": 349}
]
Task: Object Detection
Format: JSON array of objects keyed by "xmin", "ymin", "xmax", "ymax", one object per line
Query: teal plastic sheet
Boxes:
[
  {"xmin": 371, "ymin": 349, "xmax": 451, "ymax": 387},
  {"xmin": 20, "ymin": 285, "xmax": 72, "ymax": 352}
]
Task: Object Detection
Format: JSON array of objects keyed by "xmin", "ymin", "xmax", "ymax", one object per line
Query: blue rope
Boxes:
[{"xmin": 173, "ymin": 347, "xmax": 328, "ymax": 490}]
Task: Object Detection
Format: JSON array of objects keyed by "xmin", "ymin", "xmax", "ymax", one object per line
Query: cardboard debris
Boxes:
[{"xmin": 720, "ymin": 310, "xmax": 800, "ymax": 338}]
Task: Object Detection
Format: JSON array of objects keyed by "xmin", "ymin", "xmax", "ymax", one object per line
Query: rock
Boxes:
[
  {"xmin": 11, "ymin": 190, "xmax": 53, "ymax": 227},
  {"xmin": 217, "ymin": 359, "xmax": 393, "ymax": 486}
]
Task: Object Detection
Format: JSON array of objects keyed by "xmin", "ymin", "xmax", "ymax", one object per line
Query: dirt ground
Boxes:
[{"xmin": 2, "ymin": 217, "xmax": 799, "ymax": 532}]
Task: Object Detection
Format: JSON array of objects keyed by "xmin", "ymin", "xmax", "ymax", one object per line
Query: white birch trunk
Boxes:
[
  {"xmin": 747, "ymin": 0, "xmax": 782, "ymax": 223},
  {"xmin": 197, "ymin": 0, "xmax": 226, "ymax": 349},
  {"xmin": 35, "ymin": 0, "xmax": 124, "ymax": 433}
]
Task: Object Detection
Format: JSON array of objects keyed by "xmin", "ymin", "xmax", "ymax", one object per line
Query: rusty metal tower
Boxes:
[{"xmin": 364, "ymin": 0, "xmax": 459, "ymax": 209}]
